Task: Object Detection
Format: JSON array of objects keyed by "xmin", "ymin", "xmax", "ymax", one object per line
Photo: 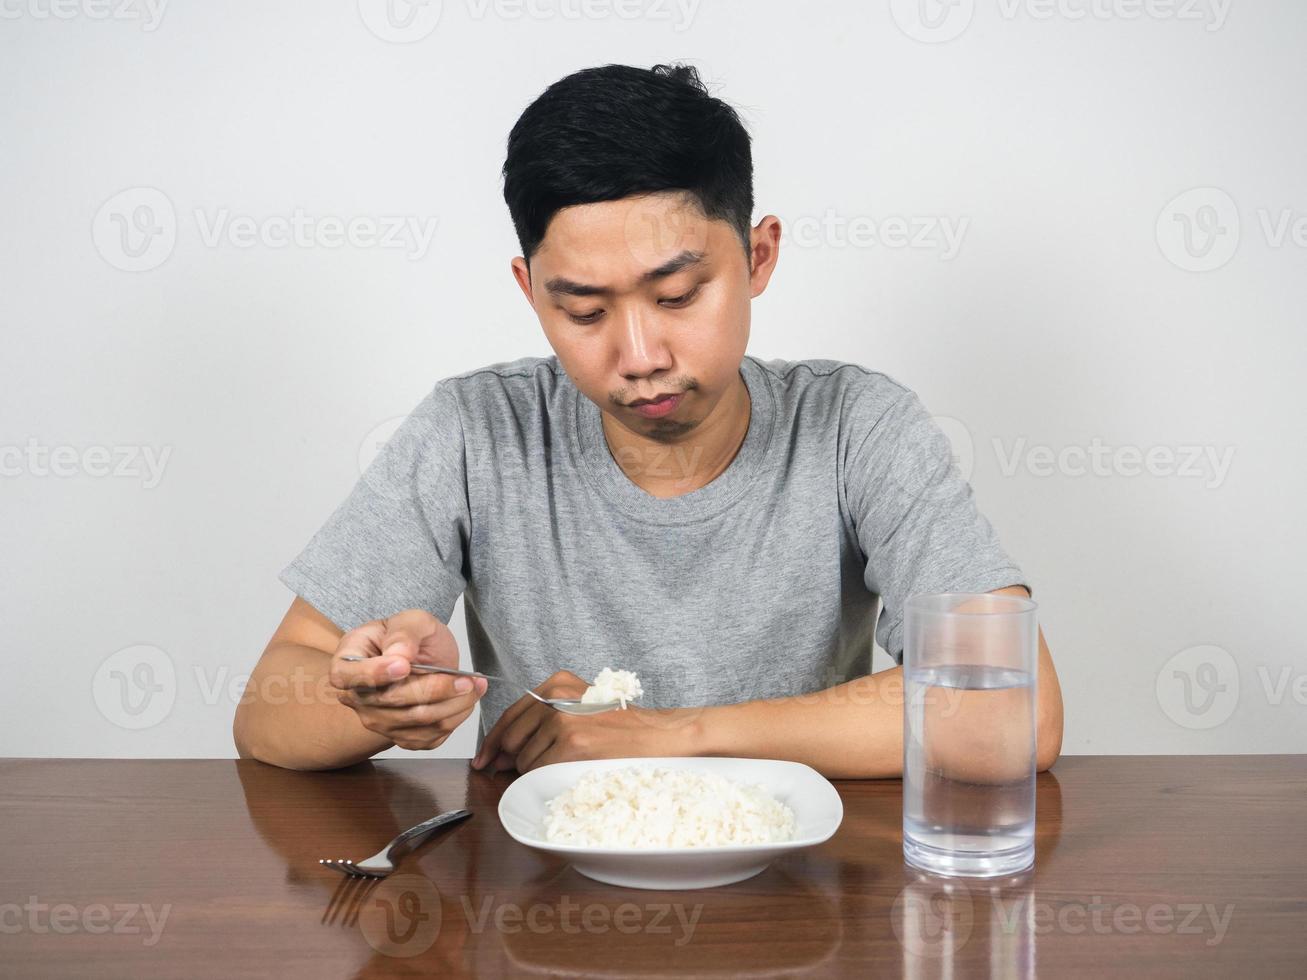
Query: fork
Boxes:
[
  {"xmin": 319, "ymin": 808, "xmax": 473, "ymax": 879},
  {"xmin": 322, "ymin": 874, "xmax": 377, "ymax": 928},
  {"xmin": 339, "ymin": 656, "xmax": 636, "ymax": 715}
]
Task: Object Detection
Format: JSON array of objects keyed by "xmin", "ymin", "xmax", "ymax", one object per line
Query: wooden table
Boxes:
[{"xmin": 1, "ymin": 756, "xmax": 1304, "ymax": 977}]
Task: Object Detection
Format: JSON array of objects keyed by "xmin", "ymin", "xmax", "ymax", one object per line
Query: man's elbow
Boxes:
[
  {"xmin": 1036, "ymin": 739, "xmax": 1061, "ymax": 772},
  {"xmin": 1034, "ymin": 642, "xmax": 1064, "ymax": 772},
  {"xmin": 233, "ymin": 703, "xmax": 258, "ymax": 760},
  {"xmin": 233, "ymin": 704, "xmax": 327, "ymax": 771},
  {"xmin": 1035, "ymin": 712, "xmax": 1063, "ymax": 772},
  {"xmin": 232, "ymin": 712, "xmax": 286, "ymax": 768}
]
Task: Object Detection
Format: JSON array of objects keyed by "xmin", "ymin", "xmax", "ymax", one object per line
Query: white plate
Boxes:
[{"xmin": 497, "ymin": 756, "xmax": 844, "ymax": 890}]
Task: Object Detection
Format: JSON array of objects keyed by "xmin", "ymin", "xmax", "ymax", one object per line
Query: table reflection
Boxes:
[
  {"xmin": 893, "ymin": 768, "xmax": 1062, "ymax": 979},
  {"xmin": 232, "ymin": 762, "xmax": 1061, "ymax": 977}
]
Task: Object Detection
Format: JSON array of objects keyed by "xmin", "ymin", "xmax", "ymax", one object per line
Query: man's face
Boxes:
[{"xmin": 512, "ymin": 191, "xmax": 777, "ymax": 442}]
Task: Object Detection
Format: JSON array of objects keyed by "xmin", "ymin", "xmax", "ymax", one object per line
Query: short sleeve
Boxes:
[
  {"xmin": 844, "ymin": 385, "xmax": 1030, "ymax": 663},
  {"xmin": 278, "ymin": 381, "xmax": 471, "ymax": 630}
]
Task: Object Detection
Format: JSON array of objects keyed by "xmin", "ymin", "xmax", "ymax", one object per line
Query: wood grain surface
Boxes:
[{"xmin": 1, "ymin": 755, "xmax": 1304, "ymax": 977}]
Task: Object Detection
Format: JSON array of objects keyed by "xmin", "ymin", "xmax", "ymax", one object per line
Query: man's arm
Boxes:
[
  {"xmin": 686, "ymin": 586, "xmax": 1063, "ymax": 779},
  {"xmin": 482, "ymin": 586, "xmax": 1063, "ymax": 778},
  {"xmin": 233, "ymin": 598, "xmax": 393, "ymax": 770},
  {"xmin": 234, "ymin": 598, "xmax": 489, "ymax": 770}
]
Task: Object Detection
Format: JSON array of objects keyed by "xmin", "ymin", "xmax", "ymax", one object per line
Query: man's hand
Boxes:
[
  {"xmin": 471, "ymin": 670, "xmax": 588, "ymax": 773},
  {"xmin": 329, "ymin": 609, "xmax": 487, "ymax": 751},
  {"xmin": 472, "ymin": 670, "xmax": 698, "ymax": 773}
]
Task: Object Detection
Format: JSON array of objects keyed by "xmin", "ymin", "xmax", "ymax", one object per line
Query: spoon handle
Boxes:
[{"xmin": 339, "ymin": 655, "xmax": 505, "ymax": 684}]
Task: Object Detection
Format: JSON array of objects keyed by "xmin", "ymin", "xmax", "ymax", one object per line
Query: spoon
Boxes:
[{"xmin": 338, "ymin": 656, "xmax": 634, "ymax": 715}]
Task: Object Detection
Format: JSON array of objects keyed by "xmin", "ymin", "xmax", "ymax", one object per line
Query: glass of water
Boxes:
[{"xmin": 902, "ymin": 591, "xmax": 1039, "ymax": 877}]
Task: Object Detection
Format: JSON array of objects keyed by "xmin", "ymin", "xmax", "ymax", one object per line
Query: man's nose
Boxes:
[{"xmin": 613, "ymin": 308, "xmax": 672, "ymax": 379}]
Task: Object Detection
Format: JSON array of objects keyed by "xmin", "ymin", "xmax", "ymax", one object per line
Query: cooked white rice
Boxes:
[
  {"xmin": 543, "ymin": 765, "xmax": 797, "ymax": 848},
  {"xmin": 580, "ymin": 668, "xmax": 643, "ymax": 709}
]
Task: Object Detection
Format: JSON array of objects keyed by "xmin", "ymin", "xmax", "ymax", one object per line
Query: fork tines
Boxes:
[{"xmin": 320, "ymin": 867, "xmax": 379, "ymax": 927}]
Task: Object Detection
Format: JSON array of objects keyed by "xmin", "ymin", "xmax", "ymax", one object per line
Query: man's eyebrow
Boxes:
[{"xmin": 543, "ymin": 250, "xmax": 707, "ymax": 298}]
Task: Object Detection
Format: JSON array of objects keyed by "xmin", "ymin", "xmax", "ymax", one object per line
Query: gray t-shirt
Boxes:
[{"xmin": 279, "ymin": 354, "xmax": 1029, "ymax": 746}]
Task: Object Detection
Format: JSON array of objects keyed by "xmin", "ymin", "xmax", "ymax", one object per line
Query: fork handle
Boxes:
[{"xmin": 384, "ymin": 808, "xmax": 473, "ymax": 860}]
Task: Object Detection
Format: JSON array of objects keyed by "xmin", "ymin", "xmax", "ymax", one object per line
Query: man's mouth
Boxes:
[{"xmin": 628, "ymin": 393, "xmax": 683, "ymax": 418}]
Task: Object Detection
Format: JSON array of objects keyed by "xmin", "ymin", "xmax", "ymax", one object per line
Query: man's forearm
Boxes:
[
  {"xmin": 689, "ymin": 635, "xmax": 1063, "ymax": 780},
  {"xmin": 689, "ymin": 668, "xmax": 907, "ymax": 779},
  {"xmin": 233, "ymin": 642, "xmax": 392, "ymax": 770}
]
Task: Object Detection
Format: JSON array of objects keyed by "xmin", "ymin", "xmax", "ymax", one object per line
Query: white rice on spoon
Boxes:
[{"xmin": 580, "ymin": 668, "xmax": 643, "ymax": 709}]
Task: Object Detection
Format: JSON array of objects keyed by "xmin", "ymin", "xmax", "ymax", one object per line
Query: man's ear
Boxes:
[
  {"xmin": 510, "ymin": 256, "xmax": 535, "ymax": 309},
  {"xmin": 747, "ymin": 215, "xmax": 782, "ymax": 298}
]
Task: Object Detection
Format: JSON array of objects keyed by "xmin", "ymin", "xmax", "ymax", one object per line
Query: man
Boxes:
[{"xmin": 233, "ymin": 63, "xmax": 1063, "ymax": 776}]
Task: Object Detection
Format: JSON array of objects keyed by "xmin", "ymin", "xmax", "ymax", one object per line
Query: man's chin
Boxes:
[
  {"xmin": 606, "ymin": 407, "xmax": 698, "ymax": 440},
  {"xmin": 640, "ymin": 416, "xmax": 699, "ymax": 440}
]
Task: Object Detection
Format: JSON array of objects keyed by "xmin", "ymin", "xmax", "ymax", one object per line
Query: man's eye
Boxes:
[
  {"xmin": 568, "ymin": 310, "xmax": 603, "ymax": 324},
  {"xmin": 660, "ymin": 287, "xmax": 699, "ymax": 308}
]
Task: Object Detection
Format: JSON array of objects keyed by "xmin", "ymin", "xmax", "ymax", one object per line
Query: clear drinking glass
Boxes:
[{"xmin": 902, "ymin": 592, "xmax": 1039, "ymax": 877}]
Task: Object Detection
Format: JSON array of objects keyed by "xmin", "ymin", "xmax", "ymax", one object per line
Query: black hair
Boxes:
[{"xmin": 502, "ymin": 62, "xmax": 754, "ymax": 268}]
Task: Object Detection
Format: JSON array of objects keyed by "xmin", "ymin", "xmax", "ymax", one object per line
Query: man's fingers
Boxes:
[
  {"xmin": 349, "ymin": 696, "xmax": 478, "ymax": 736},
  {"xmin": 381, "ymin": 609, "xmax": 440, "ymax": 641},
  {"xmin": 474, "ymin": 693, "xmax": 538, "ymax": 768},
  {"xmin": 497, "ymin": 702, "xmax": 551, "ymax": 759},
  {"xmin": 346, "ymin": 673, "xmax": 487, "ymax": 708},
  {"xmin": 331, "ymin": 623, "xmax": 410, "ymax": 689},
  {"xmin": 332, "ymin": 610, "xmax": 465, "ymax": 692},
  {"xmin": 379, "ymin": 699, "xmax": 478, "ymax": 751},
  {"xmin": 338, "ymin": 621, "xmax": 387, "ymax": 656},
  {"xmin": 473, "ymin": 673, "xmax": 585, "ymax": 769},
  {"xmin": 381, "ymin": 609, "xmax": 455, "ymax": 666},
  {"xmin": 379, "ymin": 697, "xmax": 478, "ymax": 732},
  {"xmin": 515, "ymin": 717, "xmax": 562, "ymax": 774},
  {"xmin": 377, "ymin": 618, "xmax": 426, "ymax": 660}
]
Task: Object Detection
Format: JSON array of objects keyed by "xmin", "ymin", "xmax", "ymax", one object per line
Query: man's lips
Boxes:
[
  {"xmin": 627, "ymin": 392, "xmax": 678, "ymax": 407},
  {"xmin": 628, "ymin": 392, "xmax": 683, "ymax": 418}
]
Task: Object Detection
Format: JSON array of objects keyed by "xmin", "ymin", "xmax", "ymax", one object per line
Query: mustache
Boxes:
[{"xmin": 610, "ymin": 376, "xmax": 699, "ymax": 406}]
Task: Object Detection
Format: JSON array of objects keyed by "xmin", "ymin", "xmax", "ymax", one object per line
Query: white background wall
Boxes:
[{"xmin": 2, "ymin": 0, "xmax": 1302, "ymax": 762}]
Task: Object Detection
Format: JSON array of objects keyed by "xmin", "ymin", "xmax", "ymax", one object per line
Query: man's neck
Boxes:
[{"xmin": 600, "ymin": 370, "xmax": 751, "ymax": 499}]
